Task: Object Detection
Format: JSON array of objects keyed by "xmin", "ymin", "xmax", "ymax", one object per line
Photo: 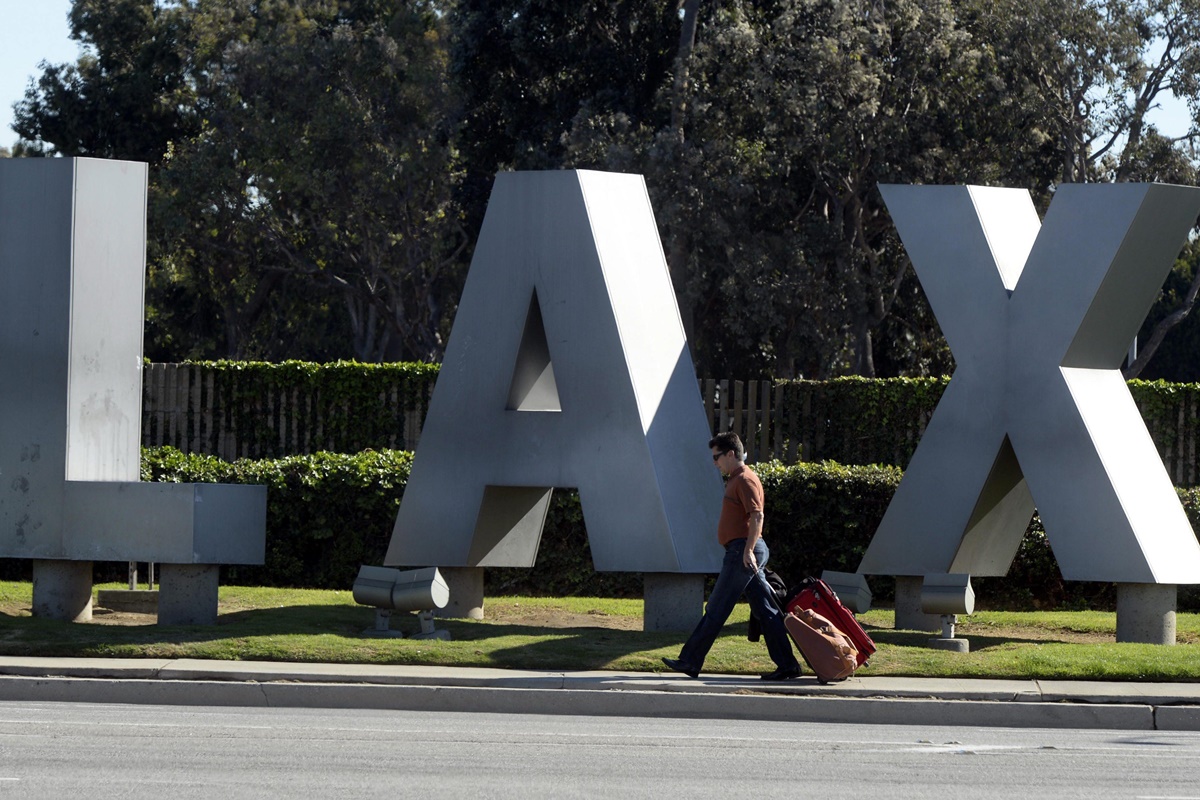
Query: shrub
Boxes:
[
  {"xmin": 110, "ymin": 448, "xmax": 1200, "ymax": 611},
  {"xmin": 143, "ymin": 446, "xmax": 412, "ymax": 589}
]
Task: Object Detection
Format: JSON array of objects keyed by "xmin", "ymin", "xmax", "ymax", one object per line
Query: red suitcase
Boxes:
[
  {"xmin": 784, "ymin": 609, "xmax": 859, "ymax": 684},
  {"xmin": 786, "ymin": 576, "xmax": 876, "ymax": 667}
]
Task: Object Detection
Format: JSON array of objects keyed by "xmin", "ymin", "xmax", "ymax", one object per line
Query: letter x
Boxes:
[{"xmin": 858, "ymin": 184, "xmax": 1200, "ymax": 584}]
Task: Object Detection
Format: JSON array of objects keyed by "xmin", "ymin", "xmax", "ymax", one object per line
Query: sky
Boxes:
[
  {"xmin": 0, "ymin": 0, "xmax": 1196, "ymax": 154},
  {"xmin": 0, "ymin": 0, "xmax": 79, "ymax": 150}
]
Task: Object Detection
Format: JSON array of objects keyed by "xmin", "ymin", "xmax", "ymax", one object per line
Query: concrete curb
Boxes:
[
  {"xmin": 0, "ymin": 657, "xmax": 1197, "ymax": 730},
  {"xmin": 0, "ymin": 675, "xmax": 1163, "ymax": 730}
]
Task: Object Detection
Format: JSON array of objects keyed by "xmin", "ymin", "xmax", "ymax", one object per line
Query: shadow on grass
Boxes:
[
  {"xmin": 0, "ymin": 605, "xmax": 367, "ymax": 653},
  {"xmin": 483, "ymin": 622, "xmax": 686, "ymax": 664},
  {"xmin": 218, "ymin": 605, "xmax": 681, "ymax": 645},
  {"xmin": 0, "ymin": 605, "xmax": 1070, "ymax": 670},
  {"xmin": 0, "ymin": 604, "xmax": 686, "ymax": 671},
  {"xmin": 868, "ymin": 628, "xmax": 1076, "ymax": 651}
]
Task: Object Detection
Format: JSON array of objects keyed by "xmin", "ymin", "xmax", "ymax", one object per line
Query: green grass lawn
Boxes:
[{"xmin": 1, "ymin": 581, "xmax": 1199, "ymax": 682}]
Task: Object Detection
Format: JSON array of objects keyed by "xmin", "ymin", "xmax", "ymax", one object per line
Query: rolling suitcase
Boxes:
[
  {"xmin": 784, "ymin": 608, "xmax": 859, "ymax": 684},
  {"xmin": 786, "ymin": 576, "xmax": 876, "ymax": 667}
]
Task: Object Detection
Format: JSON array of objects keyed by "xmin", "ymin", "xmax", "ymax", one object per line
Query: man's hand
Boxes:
[
  {"xmin": 742, "ymin": 546, "xmax": 758, "ymax": 571},
  {"xmin": 743, "ymin": 511, "xmax": 764, "ymax": 571}
]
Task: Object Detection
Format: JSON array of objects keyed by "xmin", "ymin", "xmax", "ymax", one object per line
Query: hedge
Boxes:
[
  {"xmin": 142, "ymin": 446, "xmax": 413, "ymax": 589},
  {"xmin": 777, "ymin": 377, "xmax": 1200, "ymax": 487},
  {"xmin": 143, "ymin": 363, "xmax": 1200, "ymax": 487},
  {"xmin": 129, "ymin": 447, "xmax": 1200, "ymax": 611},
  {"xmin": 137, "ymin": 446, "xmax": 642, "ymax": 597},
  {"xmin": 755, "ymin": 461, "xmax": 1100, "ymax": 611}
]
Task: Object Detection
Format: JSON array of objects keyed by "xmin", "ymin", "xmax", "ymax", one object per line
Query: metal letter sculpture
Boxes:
[
  {"xmin": 386, "ymin": 170, "xmax": 722, "ymax": 573},
  {"xmin": 0, "ymin": 158, "xmax": 266, "ymax": 620},
  {"xmin": 859, "ymin": 183, "xmax": 1200, "ymax": 584}
]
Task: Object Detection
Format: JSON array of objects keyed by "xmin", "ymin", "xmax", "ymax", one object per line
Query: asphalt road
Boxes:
[{"xmin": 1, "ymin": 702, "xmax": 1199, "ymax": 799}]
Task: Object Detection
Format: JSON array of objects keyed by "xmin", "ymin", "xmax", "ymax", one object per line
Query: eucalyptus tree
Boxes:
[
  {"xmin": 958, "ymin": 0, "xmax": 1200, "ymax": 184},
  {"xmin": 12, "ymin": 0, "xmax": 196, "ymax": 164},
  {"xmin": 193, "ymin": 0, "xmax": 464, "ymax": 362},
  {"xmin": 448, "ymin": 0, "xmax": 682, "ymax": 235},
  {"xmin": 566, "ymin": 0, "xmax": 1037, "ymax": 377},
  {"xmin": 15, "ymin": 0, "xmax": 461, "ymax": 363},
  {"xmin": 961, "ymin": 0, "xmax": 1200, "ymax": 377}
]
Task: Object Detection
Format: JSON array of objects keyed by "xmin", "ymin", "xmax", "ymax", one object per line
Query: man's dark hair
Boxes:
[{"xmin": 708, "ymin": 431, "xmax": 744, "ymax": 460}]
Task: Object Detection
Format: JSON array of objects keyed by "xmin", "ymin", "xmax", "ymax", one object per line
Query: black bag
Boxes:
[{"xmin": 747, "ymin": 567, "xmax": 789, "ymax": 642}]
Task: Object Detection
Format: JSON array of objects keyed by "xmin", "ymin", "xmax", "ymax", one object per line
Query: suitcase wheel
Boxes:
[{"xmin": 817, "ymin": 676, "xmax": 848, "ymax": 685}]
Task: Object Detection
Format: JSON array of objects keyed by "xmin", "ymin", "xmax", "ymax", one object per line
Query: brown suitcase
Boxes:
[
  {"xmin": 784, "ymin": 609, "xmax": 859, "ymax": 684},
  {"xmin": 787, "ymin": 576, "xmax": 876, "ymax": 667}
]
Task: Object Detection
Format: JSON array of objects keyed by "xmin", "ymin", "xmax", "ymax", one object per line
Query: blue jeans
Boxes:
[{"xmin": 676, "ymin": 538, "xmax": 799, "ymax": 672}]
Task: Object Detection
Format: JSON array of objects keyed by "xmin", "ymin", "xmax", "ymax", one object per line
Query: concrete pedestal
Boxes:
[
  {"xmin": 1116, "ymin": 583, "xmax": 1176, "ymax": 645},
  {"xmin": 32, "ymin": 560, "xmax": 93, "ymax": 622},
  {"xmin": 437, "ymin": 567, "xmax": 484, "ymax": 619},
  {"xmin": 96, "ymin": 589, "xmax": 159, "ymax": 614},
  {"xmin": 643, "ymin": 572, "xmax": 704, "ymax": 632},
  {"xmin": 893, "ymin": 576, "xmax": 941, "ymax": 632},
  {"xmin": 158, "ymin": 564, "xmax": 219, "ymax": 626},
  {"xmin": 927, "ymin": 636, "xmax": 970, "ymax": 652}
]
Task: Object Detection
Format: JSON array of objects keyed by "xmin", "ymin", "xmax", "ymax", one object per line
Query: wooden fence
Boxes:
[
  {"xmin": 141, "ymin": 362, "xmax": 432, "ymax": 461},
  {"xmin": 140, "ymin": 368, "xmax": 845, "ymax": 464},
  {"xmin": 701, "ymin": 378, "xmax": 827, "ymax": 464},
  {"xmin": 698, "ymin": 378, "xmax": 937, "ymax": 468},
  {"xmin": 140, "ymin": 364, "xmax": 1200, "ymax": 486}
]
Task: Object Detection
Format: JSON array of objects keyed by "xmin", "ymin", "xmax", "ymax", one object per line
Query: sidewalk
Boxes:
[{"xmin": 1, "ymin": 656, "xmax": 1199, "ymax": 731}]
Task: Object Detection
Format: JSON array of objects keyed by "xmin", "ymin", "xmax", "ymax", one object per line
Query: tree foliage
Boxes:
[
  {"xmin": 962, "ymin": 0, "xmax": 1200, "ymax": 377},
  {"xmin": 16, "ymin": 0, "xmax": 461, "ymax": 363},
  {"xmin": 13, "ymin": 0, "xmax": 196, "ymax": 163},
  {"xmin": 563, "ymin": 0, "xmax": 1058, "ymax": 376},
  {"xmin": 198, "ymin": 1, "xmax": 465, "ymax": 361},
  {"xmin": 9, "ymin": 0, "xmax": 1200, "ymax": 378},
  {"xmin": 448, "ymin": 0, "xmax": 679, "ymax": 233}
]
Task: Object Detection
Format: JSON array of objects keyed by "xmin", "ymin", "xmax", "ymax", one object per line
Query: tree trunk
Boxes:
[
  {"xmin": 853, "ymin": 322, "xmax": 876, "ymax": 378},
  {"xmin": 666, "ymin": 0, "xmax": 701, "ymax": 349},
  {"xmin": 1123, "ymin": 265, "xmax": 1200, "ymax": 379},
  {"xmin": 670, "ymin": 0, "xmax": 701, "ymax": 137}
]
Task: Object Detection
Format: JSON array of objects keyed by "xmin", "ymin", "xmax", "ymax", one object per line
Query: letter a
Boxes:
[{"xmin": 385, "ymin": 171, "xmax": 722, "ymax": 573}]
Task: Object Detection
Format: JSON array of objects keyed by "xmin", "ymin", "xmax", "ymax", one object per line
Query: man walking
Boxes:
[{"xmin": 662, "ymin": 432, "xmax": 802, "ymax": 681}]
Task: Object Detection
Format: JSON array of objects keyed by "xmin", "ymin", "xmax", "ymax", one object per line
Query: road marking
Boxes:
[{"xmin": 0, "ymin": 719, "xmax": 273, "ymax": 731}]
